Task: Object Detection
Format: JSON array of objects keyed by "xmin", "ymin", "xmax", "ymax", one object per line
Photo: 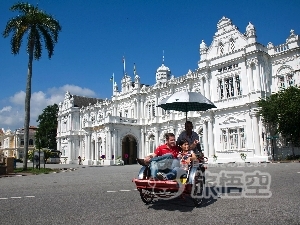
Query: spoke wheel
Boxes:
[
  {"xmin": 191, "ymin": 170, "xmax": 204, "ymax": 207},
  {"xmin": 140, "ymin": 189, "xmax": 154, "ymax": 204}
]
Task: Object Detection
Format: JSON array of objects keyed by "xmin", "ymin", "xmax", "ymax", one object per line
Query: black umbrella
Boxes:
[{"xmin": 157, "ymin": 91, "xmax": 217, "ymax": 121}]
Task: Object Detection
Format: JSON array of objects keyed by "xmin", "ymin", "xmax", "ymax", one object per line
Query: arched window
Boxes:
[{"xmin": 149, "ymin": 135, "xmax": 156, "ymax": 153}]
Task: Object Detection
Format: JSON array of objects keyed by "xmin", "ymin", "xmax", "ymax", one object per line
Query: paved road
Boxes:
[{"xmin": 1, "ymin": 163, "xmax": 300, "ymax": 225}]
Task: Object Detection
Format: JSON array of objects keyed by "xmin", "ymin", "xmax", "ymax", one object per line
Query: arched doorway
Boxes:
[{"xmin": 122, "ymin": 135, "xmax": 137, "ymax": 165}]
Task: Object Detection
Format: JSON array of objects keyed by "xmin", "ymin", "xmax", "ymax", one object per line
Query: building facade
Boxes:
[
  {"xmin": 0, "ymin": 126, "xmax": 38, "ymax": 159},
  {"xmin": 57, "ymin": 17, "xmax": 300, "ymax": 165}
]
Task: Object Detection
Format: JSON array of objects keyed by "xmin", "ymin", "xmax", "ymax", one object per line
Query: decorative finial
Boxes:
[
  {"xmin": 162, "ymin": 50, "xmax": 165, "ymax": 64},
  {"xmin": 290, "ymin": 29, "xmax": 295, "ymax": 35}
]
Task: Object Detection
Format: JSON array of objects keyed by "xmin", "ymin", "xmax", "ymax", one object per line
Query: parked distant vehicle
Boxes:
[{"xmin": 46, "ymin": 150, "xmax": 61, "ymax": 164}]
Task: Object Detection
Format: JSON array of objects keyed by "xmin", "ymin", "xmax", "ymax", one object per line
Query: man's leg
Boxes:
[{"xmin": 150, "ymin": 154, "xmax": 173, "ymax": 178}]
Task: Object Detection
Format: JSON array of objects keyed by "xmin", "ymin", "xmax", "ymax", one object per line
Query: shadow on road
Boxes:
[{"xmin": 144, "ymin": 186, "xmax": 243, "ymax": 211}]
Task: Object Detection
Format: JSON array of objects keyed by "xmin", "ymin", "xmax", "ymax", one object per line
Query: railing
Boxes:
[{"xmin": 275, "ymin": 43, "xmax": 289, "ymax": 53}]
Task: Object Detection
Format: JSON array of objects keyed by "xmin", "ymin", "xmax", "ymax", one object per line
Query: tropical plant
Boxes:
[
  {"xmin": 257, "ymin": 86, "xmax": 300, "ymax": 157},
  {"xmin": 3, "ymin": 2, "xmax": 62, "ymax": 170},
  {"xmin": 240, "ymin": 153, "xmax": 247, "ymax": 161},
  {"xmin": 35, "ymin": 104, "xmax": 59, "ymax": 150}
]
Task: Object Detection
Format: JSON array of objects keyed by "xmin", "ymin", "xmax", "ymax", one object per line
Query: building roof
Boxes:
[{"xmin": 72, "ymin": 95, "xmax": 103, "ymax": 108}]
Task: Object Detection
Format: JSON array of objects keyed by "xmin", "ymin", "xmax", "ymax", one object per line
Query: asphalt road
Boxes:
[{"xmin": 1, "ymin": 162, "xmax": 300, "ymax": 225}]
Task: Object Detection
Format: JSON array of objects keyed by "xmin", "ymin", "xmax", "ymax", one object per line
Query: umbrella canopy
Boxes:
[{"xmin": 157, "ymin": 91, "xmax": 216, "ymax": 120}]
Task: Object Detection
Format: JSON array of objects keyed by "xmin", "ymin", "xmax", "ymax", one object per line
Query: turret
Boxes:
[
  {"xmin": 199, "ymin": 40, "xmax": 208, "ymax": 61},
  {"xmin": 246, "ymin": 22, "xmax": 256, "ymax": 44}
]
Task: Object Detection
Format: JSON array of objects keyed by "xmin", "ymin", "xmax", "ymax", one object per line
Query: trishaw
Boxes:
[
  {"xmin": 132, "ymin": 91, "xmax": 216, "ymax": 207},
  {"xmin": 132, "ymin": 155, "xmax": 207, "ymax": 207}
]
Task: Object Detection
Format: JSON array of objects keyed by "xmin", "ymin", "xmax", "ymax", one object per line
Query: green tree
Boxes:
[
  {"xmin": 257, "ymin": 86, "xmax": 300, "ymax": 157},
  {"xmin": 3, "ymin": 2, "xmax": 62, "ymax": 170},
  {"xmin": 35, "ymin": 104, "xmax": 59, "ymax": 150}
]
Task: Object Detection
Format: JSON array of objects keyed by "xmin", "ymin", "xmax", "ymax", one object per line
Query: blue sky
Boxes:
[{"xmin": 0, "ymin": 0, "xmax": 299, "ymax": 131}]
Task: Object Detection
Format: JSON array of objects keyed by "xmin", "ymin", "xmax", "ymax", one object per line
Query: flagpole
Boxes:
[{"xmin": 112, "ymin": 73, "xmax": 114, "ymax": 94}]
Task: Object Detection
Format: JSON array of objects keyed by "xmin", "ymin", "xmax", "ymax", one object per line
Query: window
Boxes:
[
  {"xmin": 148, "ymin": 105, "xmax": 151, "ymax": 118},
  {"xmin": 221, "ymin": 127, "xmax": 245, "ymax": 151},
  {"xmin": 235, "ymin": 76, "xmax": 242, "ymax": 95},
  {"xmin": 218, "ymin": 80, "xmax": 224, "ymax": 99},
  {"xmin": 21, "ymin": 139, "xmax": 24, "ymax": 146},
  {"xmin": 147, "ymin": 101, "xmax": 156, "ymax": 118},
  {"xmin": 230, "ymin": 39, "xmax": 235, "ymax": 52},
  {"xmin": 152, "ymin": 104, "xmax": 155, "ymax": 117},
  {"xmin": 287, "ymin": 75, "xmax": 294, "ymax": 87},
  {"xmin": 29, "ymin": 139, "xmax": 33, "ymax": 146},
  {"xmin": 279, "ymin": 76, "xmax": 285, "ymax": 89},
  {"xmin": 219, "ymin": 42, "xmax": 224, "ymax": 55},
  {"xmin": 149, "ymin": 135, "xmax": 156, "ymax": 153},
  {"xmin": 218, "ymin": 75, "xmax": 242, "ymax": 100}
]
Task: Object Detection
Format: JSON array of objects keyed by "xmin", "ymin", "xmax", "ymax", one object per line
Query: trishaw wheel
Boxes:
[
  {"xmin": 191, "ymin": 169, "xmax": 204, "ymax": 207},
  {"xmin": 140, "ymin": 189, "xmax": 154, "ymax": 204}
]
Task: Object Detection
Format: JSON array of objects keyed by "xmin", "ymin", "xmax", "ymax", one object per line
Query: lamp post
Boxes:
[{"xmin": 266, "ymin": 135, "xmax": 279, "ymax": 161}]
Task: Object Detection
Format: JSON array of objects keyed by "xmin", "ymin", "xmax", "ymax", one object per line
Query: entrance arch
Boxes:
[{"xmin": 122, "ymin": 135, "xmax": 137, "ymax": 165}]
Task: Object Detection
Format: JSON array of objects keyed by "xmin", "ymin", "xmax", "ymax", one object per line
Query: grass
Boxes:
[{"xmin": 13, "ymin": 167, "xmax": 60, "ymax": 175}]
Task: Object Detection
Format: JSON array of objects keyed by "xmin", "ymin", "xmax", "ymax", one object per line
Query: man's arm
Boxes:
[
  {"xmin": 144, "ymin": 146, "xmax": 159, "ymax": 163},
  {"xmin": 144, "ymin": 153, "xmax": 157, "ymax": 163},
  {"xmin": 190, "ymin": 132, "xmax": 200, "ymax": 150}
]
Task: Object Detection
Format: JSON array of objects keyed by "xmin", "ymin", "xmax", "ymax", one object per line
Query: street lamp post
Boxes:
[{"xmin": 266, "ymin": 135, "xmax": 279, "ymax": 161}]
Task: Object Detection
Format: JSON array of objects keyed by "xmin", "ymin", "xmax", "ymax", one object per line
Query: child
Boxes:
[
  {"xmin": 157, "ymin": 139, "xmax": 197, "ymax": 180},
  {"xmin": 177, "ymin": 138, "xmax": 197, "ymax": 170}
]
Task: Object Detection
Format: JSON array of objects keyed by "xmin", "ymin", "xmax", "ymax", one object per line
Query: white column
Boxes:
[
  {"xmin": 95, "ymin": 138, "xmax": 99, "ymax": 161},
  {"xmin": 202, "ymin": 120, "xmax": 209, "ymax": 157},
  {"xmin": 141, "ymin": 129, "xmax": 145, "ymax": 158},
  {"xmin": 201, "ymin": 77, "xmax": 205, "ymax": 95},
  {"xmin": 140, "ymin": 100, "xmax": 144, "ymax": 118},
  {"xmin": 113, "ymin": 130, "xmax": 117, "ymax": 164},
  {"xmin": 68, "ymin": 138, "xmax": 72, "ymax": 162},
  {"xmin": 87, "ymin": 133, "xmax": 91, "ymax": 160},
  {"xmin": 251, "ymin": 111, "xmax": 261, "ymax": 156},
  {"xmin": 256, "ymin": 65, "xmax": 262, "ymax": 91},
  {"xmin": 247, "ymin": 66, "xmax": 254, "ymax": 92},
  {"xmin": 136, "ymin": 100, "xmax": 140, "ymax": 118},
  {"xmin": 84, "ymin": 134, "xmax": 88, "ymax": 159},
  {"xmin": 205, "ymin": 75, "xmax": 211, "ymax": 99},
  {"xmin": 208, "ymin": 118, "xmax": 214, "ymax": 157},
  {"xmin": 155, "ymin": 129, "xmax": 159, "ymax": 149},
  {"xmin": 107, "ymin": 130, "xmax": 112, "ymax": 160}
]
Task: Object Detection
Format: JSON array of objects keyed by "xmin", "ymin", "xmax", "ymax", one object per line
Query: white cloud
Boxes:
[
  {"xmin": 48, "ymin": 84, "xmax": 96, "ymax": 97},
  {"xmin": 0, "ymin": 106, "xmax": 12, "ymax": 113},
  {"xmin": 0, "ymin": 84, "xmax": 97, "ymax": 131},
  {"xmin": 10, "ymin": 91, "xmax": 25, "ymax": 105}
]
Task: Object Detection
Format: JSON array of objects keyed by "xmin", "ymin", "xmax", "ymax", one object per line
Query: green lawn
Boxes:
[{"xmin": 13, "ymin": 167, "xmax": 60, "ymax": 175}]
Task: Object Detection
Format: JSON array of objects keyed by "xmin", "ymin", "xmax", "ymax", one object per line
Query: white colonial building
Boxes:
[{"xmin": 57, "ymin": 17, "xmax": 300, "ymax": 165}]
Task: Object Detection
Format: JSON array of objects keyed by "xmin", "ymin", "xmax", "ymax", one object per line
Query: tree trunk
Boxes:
[{"xmin": 22, "ymin": 44, "xmax": 34, "ymax": 170}]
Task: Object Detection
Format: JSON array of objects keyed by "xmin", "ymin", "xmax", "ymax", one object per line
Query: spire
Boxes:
[
  {"xmin": 133, "ymin": 63, "xmax": 136, "ymax": 76},
  {"xmin": 162, "ymin": 50, "xmax": 165, "ymax": 65}
]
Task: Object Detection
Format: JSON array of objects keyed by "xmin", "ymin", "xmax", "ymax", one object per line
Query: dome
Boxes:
[{"xmin": 157, "ymin": 63, "xmax": 170, "ymax": 72}]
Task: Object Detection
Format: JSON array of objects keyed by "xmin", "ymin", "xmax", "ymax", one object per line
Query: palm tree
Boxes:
[{"xmin": 3, "ymin": 2, "xmax": 62, "ymax": 170}]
